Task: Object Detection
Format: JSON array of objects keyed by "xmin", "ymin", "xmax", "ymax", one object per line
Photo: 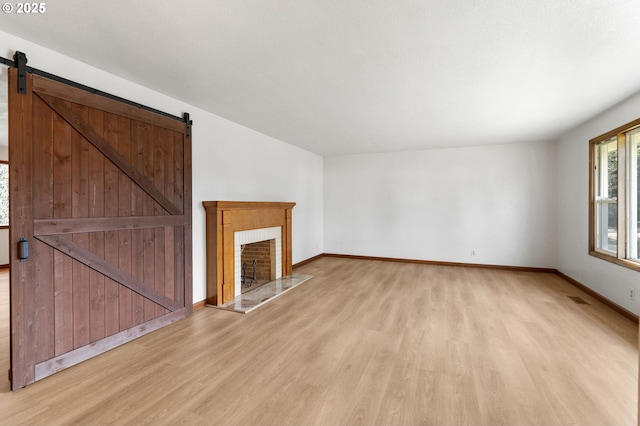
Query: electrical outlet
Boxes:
[
  {"xmin": 630, "ymin": 288, "xmax": 636, "ymax": 301},
  {"xmin": 471, "ymin": 250, "xmax": 476, "ymax": 257}
]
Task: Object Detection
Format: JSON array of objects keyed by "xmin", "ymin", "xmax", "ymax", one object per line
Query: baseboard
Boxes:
[
  {"xmin": 321, "ymin": 253, "xmax": 557, "ymax": 273},
  {"xmin": 193, "ymin": 300, "xmax": 206, "ymax": 311},
  {"xmin": 293, "ymin": 254, "xmax": 324, "ymax": 269},
  {"xmin": 294, "ymin": 253, "xmax": 638, "ymax": 324},
  {"xmin": 555, "ymin": 271, "xmax": 638, "ymax": 324}
]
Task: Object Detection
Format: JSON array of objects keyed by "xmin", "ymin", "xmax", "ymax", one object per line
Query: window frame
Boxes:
[
  {"xmin": 0, "ymin": 160, "xmax": 7, "ymax": 230},
  {"xmin": 589, "ymin": 117, "xmax": 640, "ymax": 272}
]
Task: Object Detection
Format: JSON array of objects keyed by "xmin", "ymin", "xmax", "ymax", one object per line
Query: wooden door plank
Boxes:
[
  {"xmin": 35, "ymin": 92, "xmax": 182, "ymax": 216},
  {"xmin": 88, "ymin": 108, "xmax": 106, "ymax": 343},
  {"xmin": 154, "ymin": 229, "xmax": 166, "ymax": 317},
  {"xmin": 33, "ymin": 239, "xmax": 55, "ymax": 364},
  {"xmin": 155, "ymin": 228, "xmax": 166, "ymax": 317},
  {"xmin": 104, "ymin": 237, "xmax": 120, "ymax": 337},
  {"xmin": 71, "ymin": 103, "xmax": 91, "ymax": 350},
  {"xmin": 130, "ymin": 121, "xmax": 145, "ymax": 326},
  {"xmin": 174, "ymin": 226, "xmax": 185, "ymax": 305},
  {"xmin": 164, "ymin": 131, "xmax": 176, "ymax": 302},
  {"xmin": 130, "ymin": 240, "xmax": 145, "ymax": 325},
  {"xmin": 32, "ymin": 94, "xmax": 55, "ymax": 364},
  {"xmin": 172, "ymin": 131, "xmax": 184, "ymax": 212},
  {"xmin": 32, "ymin": 95, "xmax": 54, "ymax": 219},
  {"xmin": 9, "ymin": 69, "xmax": 36, "ymax": 389},
  {"xmin": 118, "ymin": 229, "xmax": 133, "ymax": 330},
  {"xmin": 52, "ymin": 104, "xmax": 74, "ymax": 356},
  {"xmin": 164, "ymin": 227, "xmax": 175, "ymax": 301},
  {"xmin": 139, "ymin": 121, "xmax": 156, "ymax": 322},
  {"xmin": 153, "ymin": 127, "xmax": 168, "ymax": 317},
  {"xmin": 171, "ymin": 133, "xmax": 185, "ymax": 301},
  {"xmin": 182, "ymin": 128, "xmax": 193, "ymax": 312},
  {"xmin": 103, "ymin": 112, "xmax": 121, "ymax": 337},
  {"xmin": 37, "ymin": 235, "xmax": 181, "ymax": 312},
  {"xmin": 117, "ymin": 115, "xmax": 133, "ymax": 331},
  {"xmin": 53, "ymin": 250, "xmax": 73, "ymax": 356},
  {"xmin": 89, "ymin": 230, "xmax": 106, "ymax": 342},
  {"xmin": 164, "ymin": 132, "xmax": 175, "ymax": 211},
  {"xmin": 143, "ymin": 225, "xmax": 156, "ymax": 321}
]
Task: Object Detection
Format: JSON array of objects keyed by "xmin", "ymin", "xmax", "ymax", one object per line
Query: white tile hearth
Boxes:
[{"xmin": 212, "ymin": 273, "xmax": 313, "ymax": 314}]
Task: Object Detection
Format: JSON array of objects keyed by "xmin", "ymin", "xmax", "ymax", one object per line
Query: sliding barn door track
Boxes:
[{"xmin": 1, "ymin": 50, "xmax": 192, "ymax": 128}]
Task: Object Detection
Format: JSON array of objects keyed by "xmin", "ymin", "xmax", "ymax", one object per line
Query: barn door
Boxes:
[{"xmin": 8, "ymin": 68, "xmax": 192, "ymax": 390}]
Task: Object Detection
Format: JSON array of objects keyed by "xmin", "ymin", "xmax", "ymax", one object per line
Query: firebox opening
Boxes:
[{"xmin": 240, "ymin": 239, "xmax": 277, "ymax": 294}]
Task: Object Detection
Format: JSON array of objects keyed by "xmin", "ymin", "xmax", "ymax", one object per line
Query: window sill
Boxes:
[{"xmin": 589, "ymin": 250, "xmax": 640, "ymax": 272}]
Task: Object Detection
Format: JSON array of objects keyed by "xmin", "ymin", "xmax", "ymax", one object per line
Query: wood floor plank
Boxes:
[{"xmin": 0, "ymin": 258, "xmax": 637, "ymax": 425}]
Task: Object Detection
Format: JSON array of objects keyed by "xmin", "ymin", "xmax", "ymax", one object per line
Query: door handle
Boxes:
[{"xmin": 18, "ymin": 237, "xmax": 28, "ymax": 262}]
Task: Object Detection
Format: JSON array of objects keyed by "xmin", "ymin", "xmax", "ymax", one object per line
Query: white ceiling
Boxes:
[{"xmin": 1, "ymin": 0, "xmax": 640, "ymax": 156}]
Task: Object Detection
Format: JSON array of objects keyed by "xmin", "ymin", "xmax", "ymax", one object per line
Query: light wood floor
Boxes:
[{"xmin": 0, "ymin": 258, "xmax": 637, "ymax": 425}]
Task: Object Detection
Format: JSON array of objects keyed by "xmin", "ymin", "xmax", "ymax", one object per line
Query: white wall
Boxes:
[
  {"xmin": 324, "ymin": 141, "xmax": 557, "ymax": 268},
  {"xmin": 557, "ymin": 91, "xmax": 640, "ymax": 315},
  {"xmin": 0, "ymin": 31, "xmax": 324, "ymax": 302}
]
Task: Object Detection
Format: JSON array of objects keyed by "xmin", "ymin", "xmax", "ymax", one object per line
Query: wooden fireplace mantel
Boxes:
[{"xmin": 202, "ymin": 201, "xmax": 296, "ymax": 305}]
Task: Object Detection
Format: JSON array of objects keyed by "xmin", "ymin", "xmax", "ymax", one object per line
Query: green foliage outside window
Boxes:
[{"xmin": 608, "ymin": 150, "xmax": 618, "ymax": 197}]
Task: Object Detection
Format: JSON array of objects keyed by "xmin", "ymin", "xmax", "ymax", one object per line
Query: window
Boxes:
[
  {"xmin": 589, "ymin": 118, "xmax": 640, "ymax": 271},
  {"xmin": 0, "ymin": 161, "xmax": 7, "ymax": 228}
]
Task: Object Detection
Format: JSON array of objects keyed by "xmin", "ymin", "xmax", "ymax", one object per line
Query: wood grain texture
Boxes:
[
  {"xmin": 181, "ymin": 127, "xmax": 193, "ymax": 315},
  {"xmin": 117, "ymin": 115, "xmax": 134, "ymax": 331},
  {"xmin": 322, "ymin": 252, "xmax": 557, "ymax": 273},
  {"xmin": 31, "ymin": 74, "xmax": 185, "ymax": 133},
  {"xmin": 103, "ymin": 111, "xmax": 121, "ymax": 338},
  {"xmin": 9, "ymin": 71, "xmax": 192, "ymax": 389},
  {"xmin": 8, "ymin": 68, "xmax": 36, "ymax": 389},
  {"xmin": 320, "ymin": 253, "xmax": 639, "ymax": 323},
  {"xmin": 1, "ymin": 258, "xmax": 636, "ymax": 424},
  {"xmin": 31, "ymin": 94, "xmax": 55, "ymax": 364},
  {"xmin": 36, "ymin": 235, "xmax": 182, "ymax": 311},
  {"xmin": 35, "ymin": 92, "xmax": 182, "ymax": 216},
  {"xmin": 33, "ymin": 215, "xmax": 186, "ymax": 235}
]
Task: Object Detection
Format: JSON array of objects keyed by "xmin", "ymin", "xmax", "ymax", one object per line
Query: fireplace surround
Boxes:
[{"xmin": 202, "ymin": 201, "xmax": 295, "ymax": 305}]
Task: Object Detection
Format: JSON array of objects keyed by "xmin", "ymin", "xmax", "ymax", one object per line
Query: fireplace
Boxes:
[{"xmin": 202, "ymin": 201, "xmax": 295, "ymax": 305}]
